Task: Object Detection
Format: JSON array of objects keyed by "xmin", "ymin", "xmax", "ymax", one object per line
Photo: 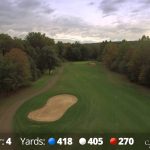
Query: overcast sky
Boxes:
[{"xmin": 0, "ymin": 0, "xmax": 150, "ymax": 43}]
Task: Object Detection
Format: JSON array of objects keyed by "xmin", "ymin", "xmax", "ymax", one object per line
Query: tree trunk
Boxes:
[
  {"xmin": 2, "ymin": 49, "xmax": 5, "ymax": 56},
  {"xmin": 49, "ymin": 68, "xmax": 51, "ymax": 75}
]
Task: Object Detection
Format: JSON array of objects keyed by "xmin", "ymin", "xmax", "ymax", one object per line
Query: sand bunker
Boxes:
[
  {"xmin": 28, "ymin": 94, "xmax": 77, "ymax": 122},
  {"xmin": 88, "ymin": 62, "xmax": 96, "ymax": 66}
]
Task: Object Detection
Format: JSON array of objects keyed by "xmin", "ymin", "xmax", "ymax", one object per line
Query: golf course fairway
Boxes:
[{"xmin": 13, "ymin": 61, "xmax": 150, "ymax": 149}]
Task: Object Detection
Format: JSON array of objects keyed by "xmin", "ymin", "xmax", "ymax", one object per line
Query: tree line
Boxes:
[
  {"xmin": 0, "ymin": 32, "xmax": 100, "ymax": 92},
  {"xmin": 102, "ymin": 36, "xmax": 150, "ymax": 86},
  {"xmin": 0, "ymin": 32, "xmax": 150, "ymax": 92}
]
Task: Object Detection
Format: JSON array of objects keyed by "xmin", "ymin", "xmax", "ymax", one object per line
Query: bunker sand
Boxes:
[
  {"xmin": 88, "ymin": 62, "xmax": 96, "ymax": 66},
  {"xmin": 28, "ymin": 94, "xmax": 78, "ymax": 122}
]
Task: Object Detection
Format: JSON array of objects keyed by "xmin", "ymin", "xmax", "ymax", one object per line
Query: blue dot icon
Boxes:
[{"xmin": 48, "ymin": 138, "xmax": 56, "ymax": 145}]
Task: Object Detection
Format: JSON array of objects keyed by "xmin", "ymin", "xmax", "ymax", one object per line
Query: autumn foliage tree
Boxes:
[
  {"xmin": 103, "ymin": 42, "xmax": 120, "ymax": 70},
  {"xmin": 101, "ymin": 36, "xmax": 150, "ymax": 86},
  {"xmin": 1, "ymin": 48, "xmax": 31, "ymax": 91}
]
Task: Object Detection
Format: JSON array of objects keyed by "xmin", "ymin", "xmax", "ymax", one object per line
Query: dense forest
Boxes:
[
  {"xmin": 0, "ymin": 32, "xmax": 150, "ymax": 92},
  {"xmin": 102, "ymin": 36, "xmax": 150, "ymax": 86}
]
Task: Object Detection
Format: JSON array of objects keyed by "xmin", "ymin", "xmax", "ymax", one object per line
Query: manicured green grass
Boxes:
[
  {"xmin": 32, "ymin": 70, "xmax": 52, "ymax": 89},
  {"xmin": 14, "ymin": 62, "xmax": 150, "ymax": 133},
  {"xmin": 13, "ymin": 62, "xmax": 150, "ymax": 149}
]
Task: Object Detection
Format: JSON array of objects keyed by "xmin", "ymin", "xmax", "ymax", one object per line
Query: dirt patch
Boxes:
[
  {"xmin": 88, "ymin": 62, "xmax": 96, "ymax": 66},
  {"xmin": 28, "ymin": 94, "xmax": 78, "ymax": 122}
]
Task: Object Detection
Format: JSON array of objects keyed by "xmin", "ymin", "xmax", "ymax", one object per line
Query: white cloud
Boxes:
[{"xmin": 0, "ymin": 0, "xmax": 150, "ymax": 43}]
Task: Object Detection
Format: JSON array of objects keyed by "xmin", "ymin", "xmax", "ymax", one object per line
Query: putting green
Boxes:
[{"xmin": 13, "ymin": 62, "xmax": 150, "ymax": 134}]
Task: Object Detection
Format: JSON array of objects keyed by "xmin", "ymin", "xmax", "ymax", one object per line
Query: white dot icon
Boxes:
[{"xmin": 79, "ymin": 138, "xmax": 86, "ymax": 145}]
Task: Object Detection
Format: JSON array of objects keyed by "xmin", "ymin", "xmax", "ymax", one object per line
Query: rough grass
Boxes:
[{"xmin": 32, "ymin": 71, "xmax": 52, "ymax": 89}]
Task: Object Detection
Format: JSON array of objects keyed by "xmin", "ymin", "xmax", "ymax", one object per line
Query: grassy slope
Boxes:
[
  {"xmin": 31, "ymin": 71, "xmax": 52, "ymax": 89},
  {"xmin": 13, "ymin": 61, "xmax": 150, "ymax": 134}
]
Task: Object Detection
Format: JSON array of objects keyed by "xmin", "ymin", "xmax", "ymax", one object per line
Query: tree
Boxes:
[
  {"xmin": 5, "ymin": 48, "xmax": 31, "ymax": 89},
  {"xmin": 0, "ymin": 34, "xmax": 13, "ymax": 56},
  {"xmin": 80, "ymin": 45, "xmax": 89, "ymax": 60},
  {"xmin": 56, "ymin": 41, "xmax": 65, "ymax": 58},
  {"xmin": 102, "ymin": 42, "xmax": 119, "ymax": 70},
  {"xmin": 13, "ymin": 37, "xmax": 25, "ymax": 50},
  {"xmin": 98, "ymin": 41, "xmax": 108, "ymax": 61},
  {"xmin": 101, "ymin": 35, "xmax": 150, "ymax": 86},
  {"xmin": 29, "ymin": 57, "xmax": 41, "ymax": 81},
  {"xmin": 0, "ymin": 56, "xmax": 18, "ymax": 91},
  {"xmin": 65, "ymin": 46, "xmax": 81, "ymax": 61},
  {"xmin": 116, "ymin": 41, "xmax": 130, "ymax": 73},
  {"xmin": 37, "ymin": 46, "xmax": 60, "ymax": 74},
  {"xmin": 127, "ymin": 48, "xmax": 142, "ymax": 82},
  {"xmin": 138, "ymin": 41, "xmax": 150, "ymax": 85},
  {"xmin": 140, "ymin": 35, "xmax": 150, "ymax": 41},
  {"xmin": 26, "ymin": 32, "xmax": 54, "ymax": 49}
]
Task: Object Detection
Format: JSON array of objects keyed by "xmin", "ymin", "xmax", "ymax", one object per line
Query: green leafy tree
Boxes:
[
  {"xmin": 26, "ymin": 32, "xmax": 54, "ymax": 49},
  {"xmin": 0, "ymin": 56, "xmax": 18, "ymax": 91},
  {"xmin": 37, "ymin": 46, "xmax": 60, "ymax": 74},
  {"xmin": 0, "ymin": 34, "xmax": 13, "ymax": 56},
  {"xmin": 56, "ymin": 41, "xmax": 65, "ymax": 58}
]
